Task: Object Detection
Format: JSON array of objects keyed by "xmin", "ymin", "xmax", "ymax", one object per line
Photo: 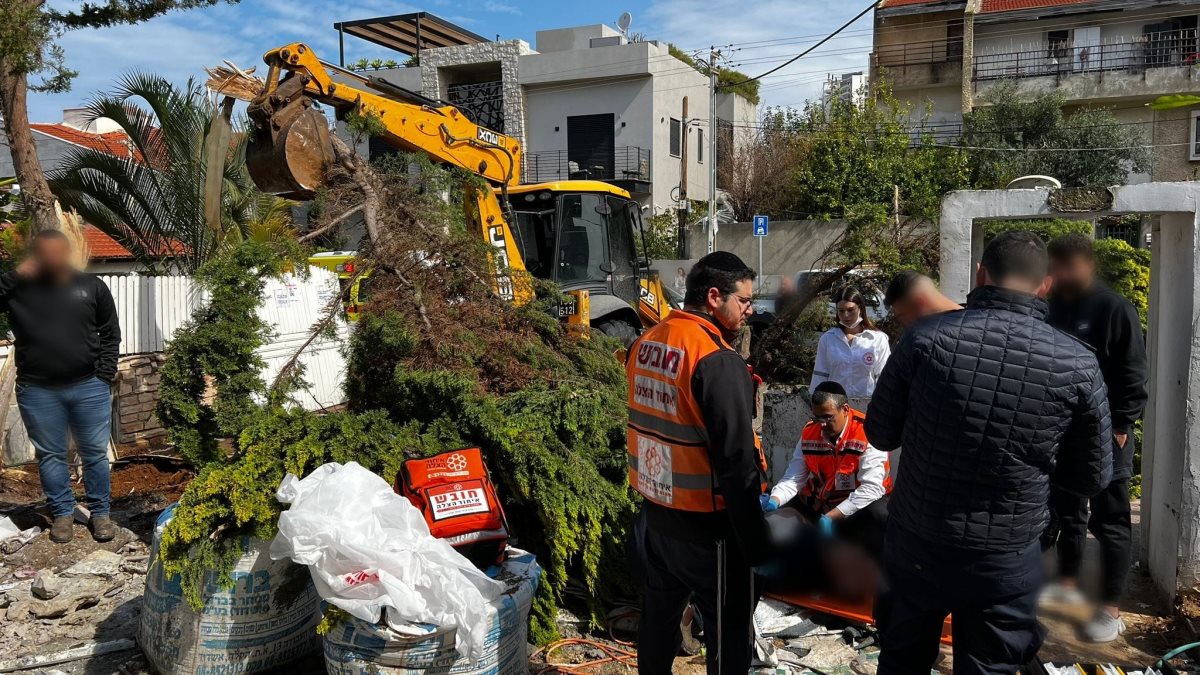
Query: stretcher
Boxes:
[{"xmin": 765, "ymin": 591, "xmax": 954, "ymax": 645}]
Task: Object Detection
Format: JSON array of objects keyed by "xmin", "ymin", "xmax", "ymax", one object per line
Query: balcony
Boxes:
[
  {"xmin": 973, "ymin": 29, "xmax": 1200, "ymax": 93},
  {"xmin": 872, "ymin": 38, "xmax": 964, "ymax": 89},
  {"xmin": 522, "ymin": 146, "xmax": 652, "ymax": 196}
]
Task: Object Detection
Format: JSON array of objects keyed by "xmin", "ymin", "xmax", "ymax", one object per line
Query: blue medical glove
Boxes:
[
  {"xmin": 760, "ymin": 494, "xmax": 779, "ymax": 512},
  {"xmin": 818, "ymin": 514, "xmax": 835, "ymax": 538}
]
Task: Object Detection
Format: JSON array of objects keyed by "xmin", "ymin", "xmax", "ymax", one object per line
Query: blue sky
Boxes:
[{"xmin": 29, "ymin": 0, "xmax": 876, "ymax": 123}]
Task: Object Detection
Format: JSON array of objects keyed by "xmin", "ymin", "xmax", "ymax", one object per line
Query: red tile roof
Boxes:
[
  {"xmin": 980, "ymin": 0, "xmax": 1094, "ymax": 11},
  {"xmin": 30, "ymin": 124, "xmax": 141, "ymax": 160},
  {"xmin": 0, "ymin": 223, "xmax": 184, "ymax": 261},
  {"xmin": 881, "ymin": 0, "xmax": 1096, "ymax": 12}
]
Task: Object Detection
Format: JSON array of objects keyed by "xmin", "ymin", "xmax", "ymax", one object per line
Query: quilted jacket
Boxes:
[{"xmin": 865, "ymin": 286, "xmax": 1113, "ymax": 552}]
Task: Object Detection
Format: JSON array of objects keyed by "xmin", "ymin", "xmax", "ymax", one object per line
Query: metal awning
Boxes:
[{"xmin": 333, "ymin": 12, "xmax": 488, "ymax": 58}]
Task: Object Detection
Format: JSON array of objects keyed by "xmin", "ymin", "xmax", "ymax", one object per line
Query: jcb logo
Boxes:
[
  {"xmin": 489, "ymin": 225, "xmax": 514, "ymax": 301},
  {"xmin": 477, "ymin": 127, "xmax": 502, "ymax": 146}
]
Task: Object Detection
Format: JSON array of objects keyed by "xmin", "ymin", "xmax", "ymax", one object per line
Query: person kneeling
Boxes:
[{"xmin": 764, "ymin": 381, "xmax": 891, "ymax": 559}]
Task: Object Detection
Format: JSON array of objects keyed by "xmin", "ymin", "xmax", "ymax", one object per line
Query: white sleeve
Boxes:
[
  {"xmin": 770, "ymin": 437, "xmax": 810, "ymax": 505},
  {"xmin": 872, "ymin": 333, "xmax": 891, "ymax": 380},
  {"xmin": 834, "ymin": 445, "xmax": 888, "ymax": 518},
  {"xmin": 811, "ymin": 331, "xmax": 831, "ymax": 391}
]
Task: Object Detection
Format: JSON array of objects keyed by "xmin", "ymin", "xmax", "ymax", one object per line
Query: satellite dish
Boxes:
[
  {"xmin": 1007, "ymin": 175, "xmax": 1061, "ymax": 190},
  {"xmin": 617, "ymin": 12, "xmax": 633, "ymax": 34}
]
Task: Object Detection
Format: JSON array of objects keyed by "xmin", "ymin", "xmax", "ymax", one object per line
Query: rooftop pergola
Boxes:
[{"xmin": 333, "ymin": 12, "xmax": 489, "ymax": 65}]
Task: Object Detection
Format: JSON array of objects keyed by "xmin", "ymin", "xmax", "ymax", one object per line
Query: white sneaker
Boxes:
[
  {"xmin": 1083, "ymin": 610, "xmax": 1126, "ymax": 643},
  {"xmin": 1039, "ymin": 583, "xmax": 1087, "ymax": 606}
]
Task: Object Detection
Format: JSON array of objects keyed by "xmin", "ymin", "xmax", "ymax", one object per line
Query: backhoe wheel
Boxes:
[{"xmin": 595, "ymin": 319, "xmax": 640, "ymax": 347}]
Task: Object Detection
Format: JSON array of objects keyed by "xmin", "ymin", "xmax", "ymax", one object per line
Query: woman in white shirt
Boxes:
[{"xmin": 810, "ymin": 286, "xmax": 890, "ymax": 397}]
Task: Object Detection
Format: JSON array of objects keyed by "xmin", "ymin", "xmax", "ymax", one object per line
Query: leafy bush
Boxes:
[
  {"xmin": 982, "ymin": 218, "xmax": 1091, "ymax": 245},
  {"xmin": 1094, "ymin": 238, "xmax": 1150, "ymax": 328},
  {"xmin": 643, "ymin": 212, "xmax": 680, "ymax": 260}
]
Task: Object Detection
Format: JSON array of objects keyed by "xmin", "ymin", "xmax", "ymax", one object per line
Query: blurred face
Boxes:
[
  {"xmin": 707, "ymin": 279, "xmax": 755, "ymax": 334},
  {"xmin": 837, "ymin": 301, "xmax": 863, "ymax": 330},
  {"xmin": 32, "ymin": 236, "xmax": 72, "ymax": 278},
  {"xmin": 890, "ymin": 295, "xmax": 920, "ymax": 327},
  {"xmin": 811, "ymin": 399, "xmax": 850, "ymax": 439},
  {"xmin": 779, "ymin": 276, "xmax": 796, "ymax": 295},
  {"xmin": 1049, "ymin": 253, "xmax": 1096, "ymax": 298}
]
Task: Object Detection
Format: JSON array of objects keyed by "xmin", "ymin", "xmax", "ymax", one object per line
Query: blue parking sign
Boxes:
[{"xmin": 753, "ymin": 215, "xmax": 768, "ymax": 237}]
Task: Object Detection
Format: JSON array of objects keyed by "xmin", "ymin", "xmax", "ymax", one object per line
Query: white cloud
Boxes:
[
  {"xmin": 483, "ymin": 1, "xmax": 522, "ymax": 15},
  {"xmin": 27, "ymin": 0, "xmax": 414, "ymax": 121},
  {"xmin": 642, "ymin": 0, "xmax": 875, "ymax": 111}
]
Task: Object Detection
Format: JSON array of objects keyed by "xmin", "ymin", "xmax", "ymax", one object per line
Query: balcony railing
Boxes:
[
  {"xmin": 974, "ymin": 28, "xmax": 1200, "ymax": 81},
  {"xmin": 523, "ymin": 146, "xmax": 651, "ymax": 184},
  {"xmin": 873, "ymin": 38, "xmax": 964, "ymax": 68}
]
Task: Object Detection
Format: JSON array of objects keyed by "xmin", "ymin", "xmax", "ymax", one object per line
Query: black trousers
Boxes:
[
  {"xmin": 1047, "ymin": 478, "xmax": 1132, "ymax": 604},
  {"xmin": 789, "ymin": 496, "xmax": 890, "ymax": 560},
  {"xmin": 877, "ymin": 530, "xmax": 1045, "ymax": 675},
  {"xmin": 636, "ymin": 521, "xmax": 757, "ymax": 675}
]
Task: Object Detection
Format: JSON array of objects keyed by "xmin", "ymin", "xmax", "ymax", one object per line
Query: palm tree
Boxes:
[{"xmin": 48, "ymin": 72, "xmax": 295, "ymax": 273}]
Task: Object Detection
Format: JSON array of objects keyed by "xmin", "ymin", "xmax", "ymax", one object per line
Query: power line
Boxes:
[{"xmin": 718, "ymin": 0, "xmax": 883, "ymax": 90}]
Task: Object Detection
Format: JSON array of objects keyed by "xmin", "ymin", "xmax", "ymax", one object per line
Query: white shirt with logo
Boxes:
[{"xmin": 810, "ymin": 327, "xmax": 891, "ymax": 397}]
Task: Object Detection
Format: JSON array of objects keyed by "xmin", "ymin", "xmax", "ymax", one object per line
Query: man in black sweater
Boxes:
[
  {"xmin": 1044, "ymin": 233, "xmax": 1149, "ymax": 643},
  {"xmin": 1, "ymin": 230, "xmax": 121, "ymax": 544}
]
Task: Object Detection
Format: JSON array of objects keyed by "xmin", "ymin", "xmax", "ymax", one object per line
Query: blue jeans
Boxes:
[{"xmin": 16, "ymin": 377, "xmax": 113, "ymax": 518}]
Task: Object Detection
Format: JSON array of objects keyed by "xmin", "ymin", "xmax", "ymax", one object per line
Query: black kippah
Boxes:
[
  {"xmin": 813, "ymin": 381, "xmax": 847, "ymax": 397},
  {"xmin": 698, "ymin": 251, "xmax": 750, "ymax": 272}
]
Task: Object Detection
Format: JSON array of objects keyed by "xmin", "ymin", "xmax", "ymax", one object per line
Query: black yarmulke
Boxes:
[
  {"xmin": 698, "ymin": 251, "xmax": 750, "ymax": 272},
  {"xmin": 813, "ymin": 380, "xmax": 847, "ymax": 397}
]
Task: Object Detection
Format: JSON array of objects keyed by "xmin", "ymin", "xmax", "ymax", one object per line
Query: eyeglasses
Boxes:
[
  {"xmin": 811, "ymin": 414, "xmax": 837, "ymax": 424},
  {"xmin": 731, "ymin": 294, "xmax": 753, "ymax": 307}
]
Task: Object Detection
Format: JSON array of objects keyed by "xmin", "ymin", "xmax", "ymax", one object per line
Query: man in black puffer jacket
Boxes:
[{"xmin": 865, "ymin": 231, "xmax": 1112, "ymax": 675}]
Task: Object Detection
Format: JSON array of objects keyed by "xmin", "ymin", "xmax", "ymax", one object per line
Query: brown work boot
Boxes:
[
  {"xmin": 90, "ymin": 516, "xmax": 117, "ymax": 542},
  {"xmin": 49, "ymin": 516, "xmax": 74, "ymax": 543}
]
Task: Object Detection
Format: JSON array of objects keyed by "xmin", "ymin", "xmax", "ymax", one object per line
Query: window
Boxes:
[
  {"xmin": 1047, "ymin": 29, "xmax": 1070, "ymax": 60},
  {"xmin": 669, "ymin": 117, "xmax": 682, "ymax": 157},
  {"xmin": 697, "ymin": 128, "xmax": 704, "ymax": 163},
  {"xmin": 947, "ymin": 19, "xmax": 964, "ymax": 60},
  {"xmin": 557, "ymin": 194, "xmax": 610, "ymax": 284},
  {"xmin": 1190, "ymin": 110, "xmax": 1200, "ymax": 161}
]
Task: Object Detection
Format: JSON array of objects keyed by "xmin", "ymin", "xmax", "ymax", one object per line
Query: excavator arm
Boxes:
[{"xmin": 244, "ymin": 42, "xmax": 531, "ymax": 303}]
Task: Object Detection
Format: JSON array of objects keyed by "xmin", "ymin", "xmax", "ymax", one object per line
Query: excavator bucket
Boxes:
[{"xmin": 245, "ymin": 74, "xmax": 335, "ymax": 199}]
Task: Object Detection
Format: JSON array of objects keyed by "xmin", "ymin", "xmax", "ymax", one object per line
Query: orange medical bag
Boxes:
[{"xmin": 396, "ymin": 447, "xmax": 509, "ymax": 568}]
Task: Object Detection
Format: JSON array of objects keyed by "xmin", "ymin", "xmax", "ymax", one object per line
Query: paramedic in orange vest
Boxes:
[
  {"xmin": 628, "ymin": 252, "xmax": 773, "ymax": 675},
  {"xmin": 764, "ymin": 381, "xmax": 892, "ymax": 559}
]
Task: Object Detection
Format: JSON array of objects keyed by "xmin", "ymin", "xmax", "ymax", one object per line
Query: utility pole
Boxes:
[
  {"xmin": 707, "ymin": 48, "xmax": 719, "ymax": 255},
  {"xmin": 678, "ymin": 97, "xmax": 689, "ymax": 259}
]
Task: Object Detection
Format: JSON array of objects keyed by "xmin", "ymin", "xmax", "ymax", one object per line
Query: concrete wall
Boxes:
[
  {"xmin": 1151, "ymin": 105, "xmax": 1200, "ymax": 182},
  {"xmin": 0, "ymin": 132, "xmax": 76, "ymax": 178},
  {"xmin": 938, "ymin": 182, "xmax": 1200, "ymax": 603},
  {"xmin": 534, "ymin": 25, "xmax": 620, "ymax": 53},
  {"xmin": 687, "ymin": 219, "xmax": 850, "ymax": 276}
]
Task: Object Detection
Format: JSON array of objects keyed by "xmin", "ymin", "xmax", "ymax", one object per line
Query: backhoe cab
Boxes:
[{"xmin": 241, "ymin": 42, "xmax": 671, "ymax": 342}]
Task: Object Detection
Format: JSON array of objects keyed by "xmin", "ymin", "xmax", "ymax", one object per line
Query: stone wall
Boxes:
[
  {"xmin": 420, "ymin": 40, "xmax": 532, "ymax": 152},
  {"xmin": 113, "ymin": 353, "xmax": 166, "ymax": 448}
]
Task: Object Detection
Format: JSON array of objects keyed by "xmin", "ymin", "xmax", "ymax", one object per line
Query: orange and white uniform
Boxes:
[{"xmin": 770, "ymin": 409, "xmax": 891, "ymax": 517}]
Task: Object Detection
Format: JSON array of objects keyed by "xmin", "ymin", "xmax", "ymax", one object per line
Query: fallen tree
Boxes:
[{"xmin": 155, "ymin": 152, "xmax": 635, "ymax": 643}]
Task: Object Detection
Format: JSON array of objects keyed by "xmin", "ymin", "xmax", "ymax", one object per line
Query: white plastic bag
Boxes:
[{"xmin": 269, "ymin": 462, "xmax": 504, "ymax": 662}]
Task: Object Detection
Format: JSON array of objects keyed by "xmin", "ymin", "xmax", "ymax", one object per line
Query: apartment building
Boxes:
[
  {"xmin": 332, "ymin": 12, "xmax": 758, "ymax": 213},
  {"xmin": 821, "ymin": 72, "xmax": 869, "ymax": 110},
  {"xmin": 872, "ymin": 0, "xmax": 1200, "ymax": 181}
]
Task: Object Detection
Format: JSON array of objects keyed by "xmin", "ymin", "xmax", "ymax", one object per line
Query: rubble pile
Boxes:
[{"xmin": 0, "ymin": 530, "xmax": 150, "ymax": 673}]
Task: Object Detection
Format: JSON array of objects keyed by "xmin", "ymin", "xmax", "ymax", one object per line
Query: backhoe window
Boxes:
[
  {"xmin": 512, "ymin": 208, "xmax": 556, "ymax": 279},
  {"xmin": 557, "ymin": 194, "xmax": 609, "ymax": 285}
]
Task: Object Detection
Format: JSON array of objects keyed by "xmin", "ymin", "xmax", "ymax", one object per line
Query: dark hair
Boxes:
[
  {"xmin": 831, "ymin": 285, "xmax": 875, "ymax": 330},
  {"xmin": 31, "ymin": 229, "xmax": 69, "ymax": 244},
  {"xmin": 980, "ymin": 230, "xmax": 1049, "ymax": 287},
  {"xmin": 884, "ymin": 270, "xmax": 924, "ymax": 308},
  {"xmin": 811, "ymin": 380, "xmax": 849, "ymax": 409},
  {"xmin": 684, "ymin": 252, "xmax": 756, "ymax": 306},
  {"xmin": 1047, "ymin": 233, "xmax": 1094, "ymax": 262}
]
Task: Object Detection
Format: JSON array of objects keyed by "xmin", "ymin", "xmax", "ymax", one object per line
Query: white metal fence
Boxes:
[{"xmin": 11, "ymin": 268, "xmax": 349, "ymax": 407}]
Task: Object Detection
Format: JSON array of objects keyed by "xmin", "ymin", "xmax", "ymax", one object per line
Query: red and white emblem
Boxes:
[{"xmin": 863, "ymin": 352, "xmax": 875, "ymax": 366}]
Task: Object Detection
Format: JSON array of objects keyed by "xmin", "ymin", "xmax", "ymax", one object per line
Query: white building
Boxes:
[
  {"xmin": 872, "ymin": 0, "xmax": 1200, "ymax": 181},
  {"xmin": 332, "ymin": 13, "xmax": 759, "ymax": 214},
  {"xmin": 822, "ymin": 72, "xmax": 868, "ymax": 110}
]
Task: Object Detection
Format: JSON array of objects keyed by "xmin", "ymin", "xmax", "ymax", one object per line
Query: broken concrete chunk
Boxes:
[
  {"xmin": 32, "ymin": 572, "xmax": 60, "ymax": 600},
  {"xmin": 61, "ymin": 550, "xmax": 123, "ymax": 579}
]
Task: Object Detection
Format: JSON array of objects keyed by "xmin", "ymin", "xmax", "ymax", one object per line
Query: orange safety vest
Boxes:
[
  {"xmin": 626, "ymin": 310, "xmax": 767, "ymax": 512},
  {"xmin": 799, "ymin": 409, "xmax": 892, "ymax": 509}
]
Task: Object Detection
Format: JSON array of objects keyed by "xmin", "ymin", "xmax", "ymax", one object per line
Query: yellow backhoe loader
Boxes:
[{"xmin": 243, "ymin": 43, "xmax": 671, "ymax": 342}]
